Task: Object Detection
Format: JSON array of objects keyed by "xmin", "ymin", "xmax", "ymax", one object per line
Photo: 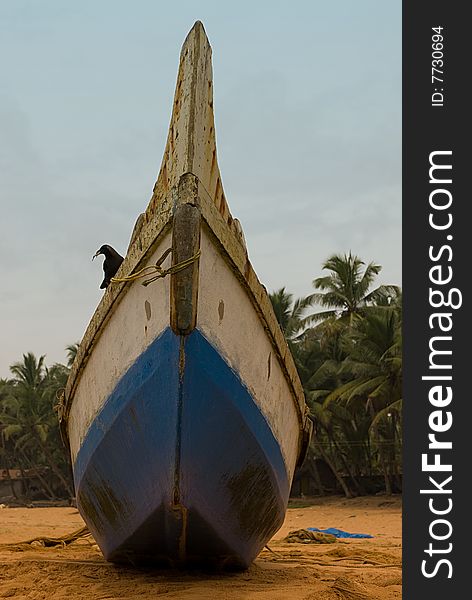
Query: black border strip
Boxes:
[{"xmin": 403, "ymin": 3, "xmax": 468, "ymax": 596}]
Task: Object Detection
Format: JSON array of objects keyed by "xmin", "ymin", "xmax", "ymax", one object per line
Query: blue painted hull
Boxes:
[{"xmin": 74, "ymin": 328, "xmax": 290, "ymax": 568}]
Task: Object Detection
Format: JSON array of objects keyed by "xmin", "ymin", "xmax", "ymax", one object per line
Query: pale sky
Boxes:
[{"xmin": 0, "ymin": 1, "xmax": 401, "ymax": 376}]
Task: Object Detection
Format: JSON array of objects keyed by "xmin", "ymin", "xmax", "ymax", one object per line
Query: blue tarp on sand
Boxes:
[{"xmin": 307, "ymin": 527, "xmax": 373, "ymax": 539}]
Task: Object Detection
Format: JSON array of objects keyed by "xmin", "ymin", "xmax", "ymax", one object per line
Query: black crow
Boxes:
[{"xmin": 92, "ymin": 245, "xmax": 124, "ymax": 289}]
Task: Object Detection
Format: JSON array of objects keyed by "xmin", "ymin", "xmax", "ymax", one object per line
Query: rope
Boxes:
[
  {"xmin": 1, "ymin": 526, "xmax": 92, "ymax": 549},
  {"xmin": 110, "ymin": 248, "xmax": 201, "ymax": 287}
]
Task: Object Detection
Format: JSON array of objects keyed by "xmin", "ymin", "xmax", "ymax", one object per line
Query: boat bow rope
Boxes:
[{"xmin": 110, "ymin": 247, "xmax": 201, "ymax": 287}]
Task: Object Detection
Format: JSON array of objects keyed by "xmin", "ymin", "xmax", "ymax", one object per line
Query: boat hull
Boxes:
[
  {"xmin": 63, "ymin": 22, "xmax": 311, "ymax": 569},
  {"xmin": 74, "ymin": 327, "xmax": 289, "ymax": 567}
]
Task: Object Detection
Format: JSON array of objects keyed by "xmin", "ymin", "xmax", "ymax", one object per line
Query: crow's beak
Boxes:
[{"xmin": 92, "ymin": 251, "xmax": 100, "ymax": 261}]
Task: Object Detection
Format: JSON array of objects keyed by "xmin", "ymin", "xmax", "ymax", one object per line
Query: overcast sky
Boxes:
[{"xmin": 0, "ymin": 1, "xmax": 401, "ymax": 376}]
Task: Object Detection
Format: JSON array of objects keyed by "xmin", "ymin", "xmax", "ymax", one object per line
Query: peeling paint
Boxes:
[
  {"xmin": 78, "ymin": 478, "xmax": 131, "ymax": 535},
  {"xmin": 225, "ymin": 463, "xmax": 282, "ymax": 541}
]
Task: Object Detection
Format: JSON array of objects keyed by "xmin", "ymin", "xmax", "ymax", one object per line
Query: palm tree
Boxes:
[
  {"xmin": 307, "ymin": 252, "xmax": 396, "ymax": 326},
  {"xmin": 310, "ymin": 304, "xmax": 402, "ymax": 494},
  {"xmin": 10, "ymin": 353, "xmax": 46, "ymax": 389},
  {"xmin": 269, "ymin": 288, "xmax": 312, "ymax": 341},
  {"xmin": 65, "ymin": 343, "xmax": 80, "ymax": 368},
  {"xmin": 0, "ymin": 378, "xmax": 21, "ymax": 499},
  {"xmin": 269, "ymin": 287, "xmax": 314, "ymax": 372},
  {"xmin": 347, "ymin": 306, "xmax": 402, "ymax": 493},
  {"xmin": 3, "ymin": 353, "xmax": 74, "ymax": 498}
]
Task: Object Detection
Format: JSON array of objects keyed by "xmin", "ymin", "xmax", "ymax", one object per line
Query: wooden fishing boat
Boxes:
[{"xmin": 60, "ymin": 21, "xmax": 312, "ymax": 569}]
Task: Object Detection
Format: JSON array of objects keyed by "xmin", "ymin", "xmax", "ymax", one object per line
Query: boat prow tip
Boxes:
[
  {"xmin": 192, "ymin": 20, "xmax": 205, "ymax": 31},
  {"xmin": 181, "ymin": 20, "xmax": 210, "ymax": 54}
]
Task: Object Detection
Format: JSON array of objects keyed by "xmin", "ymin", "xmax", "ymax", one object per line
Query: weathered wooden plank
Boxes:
[{"xmin": 170, "ymin": 200, "xmax": 201, "ymax": 335}]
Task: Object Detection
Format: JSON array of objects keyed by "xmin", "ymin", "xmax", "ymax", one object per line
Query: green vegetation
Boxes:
[
  {"xmin": 270, "ymin": 252, "xmax": 402, "ymax": 497},
  {"xmin": 0, "ymin": 352, "xmax": 75, "ymax": 500}
]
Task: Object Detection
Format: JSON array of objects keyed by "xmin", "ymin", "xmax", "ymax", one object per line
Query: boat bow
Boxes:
[{"xmin": 62, "ymin": 21, "xmax": 312, "ymax": 568}]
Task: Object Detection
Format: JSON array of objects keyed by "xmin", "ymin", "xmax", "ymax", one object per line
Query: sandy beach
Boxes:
[{"xmin": 0, "ymin": 496, "xmax": 401, "ymax": 599}]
